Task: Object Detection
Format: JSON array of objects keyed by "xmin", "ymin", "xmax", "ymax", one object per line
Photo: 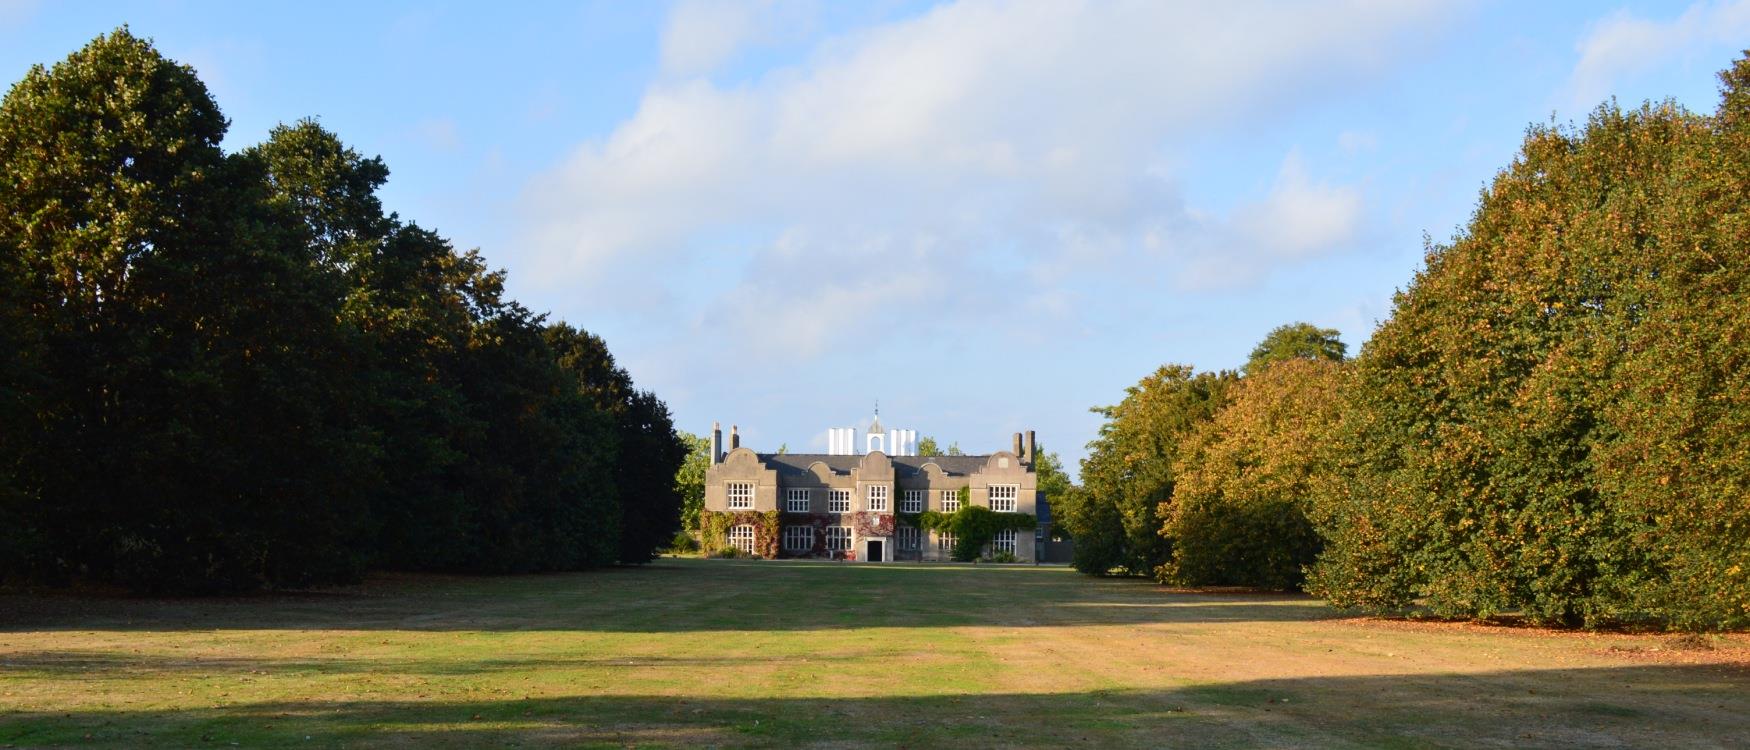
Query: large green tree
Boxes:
[
  {"xmin": 1163, "ymin": 358, "xmax": 1347, "ymax": 590},
  {"xmin": 673, "ymin": 431, "xmax": 711, "ymax": 533},
  {"xmin": 0, "ymin": 31, "xmax": 688, "ymax": 591},
  {"xmin": 1070, "ymin": 365, "xmax": 1237, "ymax": 576},
  {"xmin": 1243, "ymin": 322, "xmax": 1346, "ymax": 374},
  {"xmin": 1310, "ymin": 60, "xmax": 1750, "ymax": 629},
  {"xmin": 0, "ymin": 29, "xmax": 370, "ymax": 590}
]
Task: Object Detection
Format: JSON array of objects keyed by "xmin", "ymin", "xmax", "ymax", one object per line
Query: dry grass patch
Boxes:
[{"xmin": 2, "ymin": 559, "xmax": 1747, "ymax": 748}]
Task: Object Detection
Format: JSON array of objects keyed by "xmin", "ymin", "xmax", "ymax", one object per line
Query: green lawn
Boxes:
[{"xmin": 2, "ymin": 559, "xmax": 1747, "ymax": 748}]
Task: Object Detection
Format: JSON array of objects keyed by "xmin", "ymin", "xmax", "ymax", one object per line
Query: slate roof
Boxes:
[{"xmin": 757, "ymin": 453, "xmax": 997, "ymax": 478}]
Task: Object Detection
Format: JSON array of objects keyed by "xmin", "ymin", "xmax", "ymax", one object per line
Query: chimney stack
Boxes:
[
  {"xmin": 1012, "ymin": 432, "xmax": 1023, "ymax": 456},
  {"xmin": 730, "ymin": 424, "xmax": 741, "ymax": 451},
  {"xmin": 1024, "ymin": 430, "xmax": 1036, "ymax": 465},
  {"xmin": 711, "ymin": 422, "xmax": 723, "ymax": 464}
]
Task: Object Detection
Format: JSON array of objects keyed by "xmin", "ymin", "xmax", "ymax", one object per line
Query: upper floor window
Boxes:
[
  {"xmin": 941, "ymin": 489, "xmax": 961, "ymax": 513},
  {"xmin": 828, "ymin": 489, "xmax": 851, "ymax": 513},
  {"xmin": 992, "ymin": 528, "xmax": 1017, "ymax": 554},
  {"xmin": 900, "ymin": 490, "xmax": 925, "ymax": 513},
  {"xmin": 867, "ymin": 485, "xmax": 889, "ymax": 512},
  {"xmin": 990, "ymin": 484, "xmax": 1018, "ymax": 512},
  {"xmin": 785, "ymin": 488, "xmax": 811, "ymax": 513},
  {"xmin": 727, "ymin": 482, "xmax": 755, "ymax": 510},
  {"xmin": 729, "ymin": 525, "xmax": 756, "ymax": 554}
]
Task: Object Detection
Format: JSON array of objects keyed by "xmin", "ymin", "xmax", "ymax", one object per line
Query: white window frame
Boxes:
[
  {"xmin": 937, "ymin": 532, "xmax": 957, "ymax": 554},
  {"xmin": 990, "ymin": 484, "xmax": 1018, "ymax": 512},
  {"xmin": 867, "ymin": 484, "xmax": 889, "ymax": 512},
  {"xmin": 898, "ymin": 526, "xmax": 920, "ymax": 550},
  {"xmin": 782, "ymin": 525, "xmax": 814, "ymax": 551},
  {"xmin": 785, "ymin": 488, "xmax": 811, "ymax": 513},
  {"xmin": 900, "ymin": 490, "xmax": 925, "ymax": 513},
  {"xmin": 727, "ymin": 482, "xmax": 755, "ymax": 510},
  {"xmin": 728, "ymin": 525, "xmax": 756, "ymax": 554},
  {"xmin": 825, "ymin": 526, "xmax": 852, "ymax": 551},
  {"xmin": 993, "ymin": 528, "xmax": 1017, "ymax": 554},
  {"xmin": 828, "ymin": 489, "xmax": 851, "ymax": 513},
  {"xmin": 940, "ymin": 489, "xmax": 961, "ymax": 513}
]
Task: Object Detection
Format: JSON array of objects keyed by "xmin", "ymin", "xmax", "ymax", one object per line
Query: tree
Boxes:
[
  {"xmin": 1072, "ymin": 365, "xmax": 1238, "ymax": 576},
  {"xmin": 1033, "ymin": 447, "xmax": 1074, "ymax": 503},
  {"xmin": 1308, "ymin": 63, "xmax": 1750, "ymax": 628},
  {"xmin": 0, "ymin": 28, "xmax": 386, "ymax": 591},
  {"xmin": 546, "ymin": 323, "xmax": 687, "ymax": 564},
  {"xmin": 0, "ymin": 31, "xmax": 686, "ymax": 591},
  {"xmin": 1244, "ymin": 322, "xmax": 1346, "ymax": 374},
  {"xmin": 916, "ymin": 435, "xmax": 964, "ymax": 456},
  {"xmin": 1162, "ymin": 358, "xmax": 1347, "ymax": 589},
  {"xmin": 673, "ymin": 431, "xmax": 712, "ymax": 532}
]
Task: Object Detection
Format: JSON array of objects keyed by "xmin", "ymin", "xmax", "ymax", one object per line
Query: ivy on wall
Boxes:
[
  {"xmin": 901, "ymin": 504, "xmax": 1035, "ymax": 562},
  {"xmin": 699, "ymin": 509, "xmax": 781, "ymax": 558},
  {"xmin": 779, "ymin": 512, "xmax": 837, "ymax": 559}
]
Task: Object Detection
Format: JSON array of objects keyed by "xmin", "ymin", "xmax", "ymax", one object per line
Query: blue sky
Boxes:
[{"xmin": 4, "ymin": 1, "xmax": 1748, "ymax": 473}]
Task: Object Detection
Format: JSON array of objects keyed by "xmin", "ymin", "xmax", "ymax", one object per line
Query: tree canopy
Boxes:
[
  {"xmin": 0, "ymin": 30, "xmax": 686, "ymax": 592},
  {"xmin": 1243, "ymin": 322, "xmax": 1346, "ymax": 374}
]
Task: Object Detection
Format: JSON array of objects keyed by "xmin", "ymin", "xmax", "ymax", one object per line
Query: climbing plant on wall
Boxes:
[
  {"xmin": 903, "ymin": 504, "xmax": 1035, "ymax": 562},
  {"xmin": 699, "ymin": 509, "xmax": 780, "ymax": 558}
]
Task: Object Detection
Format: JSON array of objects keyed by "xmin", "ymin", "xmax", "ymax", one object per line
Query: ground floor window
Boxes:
[
  {"xmin": 826, "ymin": 526, "xmax": 852, "ymax": 551},
  {"xmin": 729, "ymin": 525, "xmax": 756, "ymax": 555},
  {"xmin": 993, "ymin": 529, "xmax": 1017, "ymax": 555},
  {"xmin": 898, "ymin": 526, "xmax": 920, "ymax": 550},
  {"xmin": 782, "ymin": 525, "xmax": 814, "ymax": 551},
  {"xmin": 937, "ymin": 532, "xmax": 956, "ymax": 554}
]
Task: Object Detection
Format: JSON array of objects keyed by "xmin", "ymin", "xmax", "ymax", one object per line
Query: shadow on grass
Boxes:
[
  {"xmin": 0, "ymin": 558, "xmax": 1327, "ymax": 634},
  {"xmin": 3, "ymin": 664, "xmax": 1745, "ymax": 748},
  {"xmin": 0, "ymin": 650, "xmax": 877, "ymax": 677}
]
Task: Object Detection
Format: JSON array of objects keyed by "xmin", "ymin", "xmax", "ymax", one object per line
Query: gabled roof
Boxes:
[{"xmin": 758, "ymin": 453, "xmax": 995, "ymax": 478}]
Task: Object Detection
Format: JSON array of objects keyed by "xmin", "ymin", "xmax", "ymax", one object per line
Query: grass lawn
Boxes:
[{"xmin": 2, "ymin": 559, "xmax": 1747, "ymax": 748}]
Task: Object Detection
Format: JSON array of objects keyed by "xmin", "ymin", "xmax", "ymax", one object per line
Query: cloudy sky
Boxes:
[{"xmin": 5, "ymin": 0, "xmax": 1747, "ymax": 471}]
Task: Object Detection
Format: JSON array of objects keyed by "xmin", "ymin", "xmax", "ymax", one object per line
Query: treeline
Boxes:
[
  {"xmin": 1057, "ymin": 55, "xmax": 1750, "ymax": 631},
  {"xmin": 0, "ymin": 30, "xmax": 685, "ymax": 593}
]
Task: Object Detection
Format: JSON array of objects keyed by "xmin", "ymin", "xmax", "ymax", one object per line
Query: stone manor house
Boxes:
[{"xmin": 701, "ymin": 413, "xmax": 1042, "ymax": 562}]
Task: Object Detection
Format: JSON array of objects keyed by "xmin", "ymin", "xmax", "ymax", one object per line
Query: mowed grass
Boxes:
[{"xmin": 2, "ymin": 560, "xmax": 1748, "ymax": 748}]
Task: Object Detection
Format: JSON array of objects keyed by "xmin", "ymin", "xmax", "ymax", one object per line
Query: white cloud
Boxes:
[
  {"xmin": 1241, "ymin": 151, "xmax": 1364, "ymax": 260},
  {"xmin": 523, "ymin": 0, "xmax": 1448, "ymax": 357},
  {"xmin": 659, "ymin": 0, "xmax": 816, "ymax": 77},
  {"xmin": 1568, "ymin": 0, "xmax": 1750, "ymax": 109}
]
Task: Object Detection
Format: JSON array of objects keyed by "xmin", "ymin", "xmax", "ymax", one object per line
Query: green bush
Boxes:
[{"xmin": 668, "ymin": 531, "xmax": 699, "ymax": 554}]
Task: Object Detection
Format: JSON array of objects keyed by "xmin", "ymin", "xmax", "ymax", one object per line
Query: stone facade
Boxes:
[{"xmin": 702, "ymin": 427, "xmax": 1042, "ymax": 563}]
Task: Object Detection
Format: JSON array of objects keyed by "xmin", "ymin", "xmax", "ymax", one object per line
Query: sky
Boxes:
[{"xmin": 4, "ymin": 0, "xmax": 1748, "ymax": 474}]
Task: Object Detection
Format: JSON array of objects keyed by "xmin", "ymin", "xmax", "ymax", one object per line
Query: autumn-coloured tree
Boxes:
[
  {"xmin": 1071, "ymin": 365, "xmax": 1237, "ymax": 576},
  {"xmin": 1163, "ymin": 358, "xmax": 1347, "ymax": 590},
  {"xmin": 1309, "ymin": 59, "xmax": 1750, "ymax": 629}
]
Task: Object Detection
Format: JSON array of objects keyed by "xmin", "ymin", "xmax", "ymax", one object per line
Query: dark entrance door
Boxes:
[{"xmin": 867, "ymin": 540, "xmax": 883, "ymax": 562}]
